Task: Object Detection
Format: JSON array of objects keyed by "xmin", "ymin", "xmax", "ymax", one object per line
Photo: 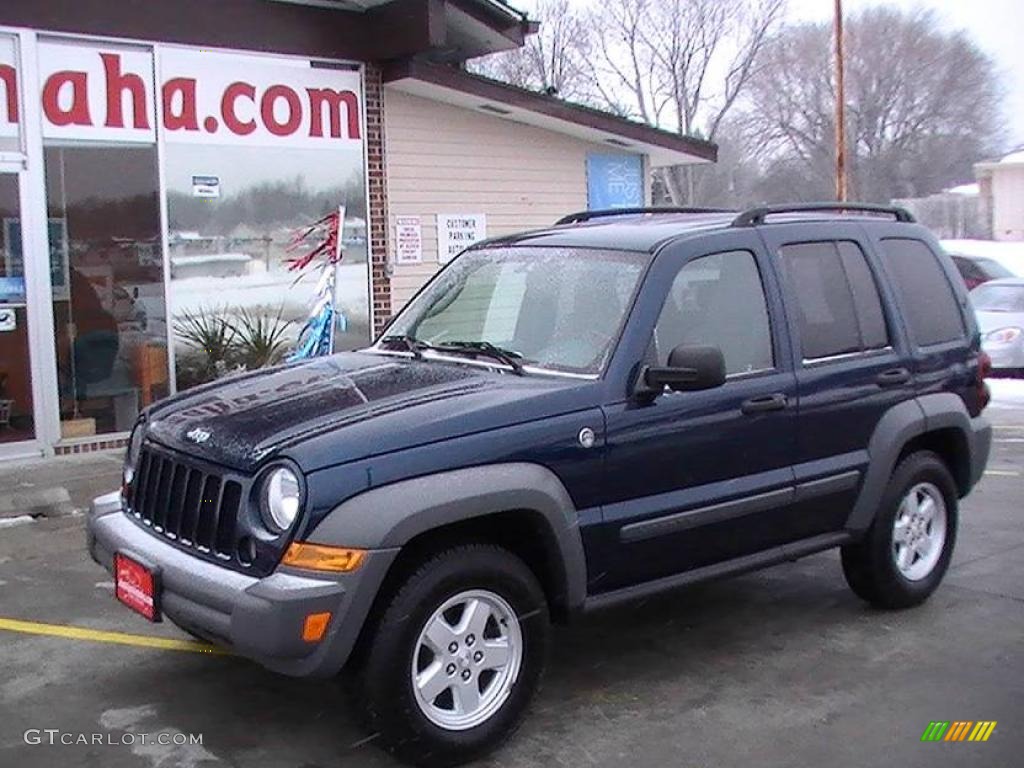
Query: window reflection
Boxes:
[
  {"xmin": 165, "ymin": 144, "xmax": 369, "ymax": 390},
  {"xmin": 46, "ymin": 145, "xmax": 166, "ymax": 437}
]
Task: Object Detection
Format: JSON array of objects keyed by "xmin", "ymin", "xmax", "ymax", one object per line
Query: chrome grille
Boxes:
[{"xmin": 129, "ymin": 446, "xmax": 242, "ymax": 558}]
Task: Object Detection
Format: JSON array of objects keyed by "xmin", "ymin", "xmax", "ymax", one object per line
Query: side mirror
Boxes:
[{"xmin": 637, "ymin": 344, "xmax": 726, "ymax": 397}]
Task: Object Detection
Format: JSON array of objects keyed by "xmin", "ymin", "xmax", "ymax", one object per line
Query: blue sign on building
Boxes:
[
  {"xmin": 586, "ymin": 153, "xmax": 644, "ymax": 210},
  {"xmin": 0, "ymin": 276, "xmax": 26, "ymax": 303}
]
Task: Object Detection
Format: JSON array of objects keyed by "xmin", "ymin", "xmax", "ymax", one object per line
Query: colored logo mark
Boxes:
[{"xmin": 921, "ymin": 721, "xmax": 997, "ymax": 742}]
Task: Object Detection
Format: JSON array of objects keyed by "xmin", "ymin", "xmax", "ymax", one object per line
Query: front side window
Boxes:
[
  {"xmin": 780, "ymin": 240, "xmax": 889, "ymax": 360},
  {"xmin": 383, "ymin": 247, "xmax": 650, "ymax": 375},
  {"xmin": 653, "ymin": 250, "xmax": 773, "ymax": 376}
]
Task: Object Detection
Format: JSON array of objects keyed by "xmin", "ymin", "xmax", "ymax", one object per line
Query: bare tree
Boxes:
[
  {"xmin": 469, "ymin": 0, "xmax": 592, "ymax": 102},
  {"xmin": 742, "ymin": 7, "xmax": 1004, "ymax": 203},
  {"xmin": 588, "ymin": 0, "xmax": 785, "ymax": 202}
]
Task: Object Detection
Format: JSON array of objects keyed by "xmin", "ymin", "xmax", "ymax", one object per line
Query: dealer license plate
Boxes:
[{"xmin": 114, "ymin": 552, "xmax": 161, "ymax": 622}]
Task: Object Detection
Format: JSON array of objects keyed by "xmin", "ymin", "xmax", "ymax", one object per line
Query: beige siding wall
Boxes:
[
  {"xmin": 383, "ymin": 89, "xmax": 647, "ymax": 311},
  {"xmin": 992, "ymin": 166, "xmax": 1024, "ymax": 241}
]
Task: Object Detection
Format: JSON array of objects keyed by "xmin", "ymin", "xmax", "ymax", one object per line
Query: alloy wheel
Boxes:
[
  {"xmin": 410, "ymin": 589, "xmax": 523, "ymax": 731},
  {"xmin": 892, "ymin": 481, "xmax": 947, "ymax": 581}
]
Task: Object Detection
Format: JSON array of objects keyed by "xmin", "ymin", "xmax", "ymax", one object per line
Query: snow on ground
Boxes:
[
  {"xmin": 988, "ymin": 378, "xmax": 1024, "ymax": 410},
  {"xmin": 170, "ymin": 261, "xmax": 370, "ymax": 322}
]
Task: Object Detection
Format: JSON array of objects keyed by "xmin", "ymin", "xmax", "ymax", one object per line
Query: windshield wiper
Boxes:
[
  {"xmin": 381, "ymin": 335, "xmax": 526, "ymax": 375},
  {"xmin": 432, "ymin": 340, "xmax": 526, "ymax": 375},
  {"xmin": 379, "ymin": 334, "xmax": 425, "ymax": 359}
]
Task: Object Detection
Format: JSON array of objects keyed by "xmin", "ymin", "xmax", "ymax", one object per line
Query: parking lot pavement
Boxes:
[{"xmin": 1, "ymin": 420, "xmax": 1022, "ymax": 767}]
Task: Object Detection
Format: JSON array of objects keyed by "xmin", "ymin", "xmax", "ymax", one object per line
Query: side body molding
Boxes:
[
  {"xmin": 847, "ymin": 393, "xmax": 989, "ymax": 532},
  {"xmin": 308, "ymin": 463, "xmax": 589, "ymax": 611}
]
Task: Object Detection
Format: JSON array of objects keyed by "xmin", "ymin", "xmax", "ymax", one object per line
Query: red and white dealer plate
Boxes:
[{"xmin": 114, "ymin": 552, "xmax": 161, "ymax": 622}]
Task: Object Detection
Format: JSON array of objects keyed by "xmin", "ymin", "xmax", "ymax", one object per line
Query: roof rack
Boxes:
[
  {"xmin": 556, "ymin": 207, "xmax": 734, "ymax": 225},
  {"xmin": 731, "ymin": 203, "xmax": 915, "ymax": 227}
]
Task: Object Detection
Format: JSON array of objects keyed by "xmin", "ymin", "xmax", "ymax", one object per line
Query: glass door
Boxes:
[{"xmin": 0, "ymin": 168, "xmax": 37, "ymax": 448}]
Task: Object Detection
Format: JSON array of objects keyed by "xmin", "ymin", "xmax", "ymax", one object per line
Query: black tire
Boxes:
[
  {"xmin": 352, "ymin": 543, "xmax": 549, "ymax": 767},
  {"xmin": 841, "ymin": 451, "xmax": 958, "ymax": 609}
]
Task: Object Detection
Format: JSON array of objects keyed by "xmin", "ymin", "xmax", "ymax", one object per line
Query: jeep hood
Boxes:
[{"xmin": 144, "ymin": 351, "xmax": 596, "ymax": 473}]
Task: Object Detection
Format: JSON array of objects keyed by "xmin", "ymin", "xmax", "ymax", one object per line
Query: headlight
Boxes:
[
  {"xmin": 261, "ymin": 466, "xmax": 302, "ymax": 533},
  {"xmin": 985, "ymin": 327, "xmax": 1022, "ymax": 344}
]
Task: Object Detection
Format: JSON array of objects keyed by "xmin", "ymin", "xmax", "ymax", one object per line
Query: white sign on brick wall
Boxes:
[{"xmin": 437, "ymin": 213, "xmax": 486, "ymax": 264}]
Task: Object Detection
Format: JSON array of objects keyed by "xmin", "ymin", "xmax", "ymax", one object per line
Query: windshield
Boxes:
[
  {"xmin": 971, "ymin": 284, "xmax": 1024, "ymax": 312},
  {"xmin": 380, "ymin": 246, "xmax": 651, "ymax": 375}
]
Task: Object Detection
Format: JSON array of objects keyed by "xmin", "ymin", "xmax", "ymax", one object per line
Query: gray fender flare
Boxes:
[
  {"xmin": 848, "ymin": 393, "xmax": 982, "ymax": 532},
  {"xmin": 309, "ymin": 462, "xmax": 589, "ymax": 612}
]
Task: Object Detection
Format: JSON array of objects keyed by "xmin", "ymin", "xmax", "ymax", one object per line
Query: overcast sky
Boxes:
[{"xmin": 514, "ymin": 0, "xmax": 1024, "ymax": 148}]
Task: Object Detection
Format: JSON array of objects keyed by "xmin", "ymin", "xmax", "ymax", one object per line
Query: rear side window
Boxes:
[
  {"xmin": 838, "ymin": 242, "xmax": 888, "ymax": 349},
  {"xmin": 780, "ymin": 241, "xmax": 890, "ymax": 360},
  {"xmin": 879, "ymin": 238, "xmax": 965, "ymax": 346}
]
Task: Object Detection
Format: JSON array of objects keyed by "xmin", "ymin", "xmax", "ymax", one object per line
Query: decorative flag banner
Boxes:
[{"xmin": 287, "ymin": 205, "xmax": 346, "ymax": 361}]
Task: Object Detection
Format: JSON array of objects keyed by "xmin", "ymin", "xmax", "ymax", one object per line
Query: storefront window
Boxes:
[
  {"xmin": 0, "ymin": 173, "xmax": 35, "ymax": 443},
  {"xmin": 41, "ymin": 39, "xmax": 165, "ymax": 438},
  {"xmin": 160, "ymin": 49, "xmax": 369, "ymax": 390},
  {"xmin": 165, "ymin": 145, "xmax": 368, "ymax": 389},
  {"xmin": 4, "ymin": 37, "xmax": 370, "ymax": 447},
  {"xmin": 45, "ymin": 145, "xmax": 165, "ymax": 436}
]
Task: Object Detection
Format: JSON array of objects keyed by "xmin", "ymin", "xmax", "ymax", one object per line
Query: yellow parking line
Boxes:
[{"xmin": 0, "ymin": 617, "xmax": 227, "ymax": 655}]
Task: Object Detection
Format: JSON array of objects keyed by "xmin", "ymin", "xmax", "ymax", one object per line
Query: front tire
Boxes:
[
  {"xmin": 841, "ymin": 451, "xmax": 958, "ymax": 609},
  {"xmin": 353, "ymin": 544, "xmax": 549, "ymax": 767}
]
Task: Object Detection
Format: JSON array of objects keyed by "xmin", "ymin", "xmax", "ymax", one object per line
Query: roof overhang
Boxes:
[
  {"xmin": 267, "ymin": 0, "xmax": 534, "ymax": 60},
  {"xmin": 383, "ymin": 59, "xmax": 718, "ymax": 166}
]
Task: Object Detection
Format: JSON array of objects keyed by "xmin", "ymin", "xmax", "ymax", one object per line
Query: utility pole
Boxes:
[{"xmin": 834, "ymin": 0, "xmax": 848, "ymax": 201}]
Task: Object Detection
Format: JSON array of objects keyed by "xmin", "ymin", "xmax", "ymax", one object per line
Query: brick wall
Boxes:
[{"xmin": 364, "ymin": 63, "xmax": 391, "ymax": 337}]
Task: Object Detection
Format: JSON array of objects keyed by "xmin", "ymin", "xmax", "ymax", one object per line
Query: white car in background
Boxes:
[
  {"xmin": 943, "ymin": 239, "xmax": 1024, "ymax": 278},
  {"xmin": 972, "ymin": 278, "xmax": 1024, "ymax": 377}
]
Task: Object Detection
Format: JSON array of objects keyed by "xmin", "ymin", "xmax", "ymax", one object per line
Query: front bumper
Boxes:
[{"xmin": 87, "ymin": 492, "xmax": 397, "ymax": 678}]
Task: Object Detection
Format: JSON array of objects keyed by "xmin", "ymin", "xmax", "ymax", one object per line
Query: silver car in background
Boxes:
[{"xmin": 972, "ymin": 277, "xmax": 1024, "ymax": 376}]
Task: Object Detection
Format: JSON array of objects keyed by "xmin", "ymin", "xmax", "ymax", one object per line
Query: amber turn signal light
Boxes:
[
  {"xmin": 302, "ymin": 611, "xmax": 331, "ymax": 642},
  {"xmin": 282, "ymin": 542, "xmax": 366, "ymax": 572}
]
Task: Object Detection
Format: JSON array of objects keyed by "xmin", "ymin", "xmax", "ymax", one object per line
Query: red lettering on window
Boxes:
[
  {"xmin": 41, "ymin": 70, "xmax": 91, "ymax": 127},
  {"xmin": 221, "ymin": 82, "xmax": 256, "ymax": 135},
  {"xmin": 162, "ymin": 77, "xmax": 199, "ymax": 131},
  {"xmin": 101, "ymin": 53, "xmax": 149, "ymax": 129},
  {"xmin": 0, "ymin": 64, "xmax": 17, "ymax": 124},
  {"xmin": 307, "ymin": 88, "xmax": 360, "ymax": 139},
  {"xmin": 260, "ymin": 85, "xmax": 301, "ymax": 136}
]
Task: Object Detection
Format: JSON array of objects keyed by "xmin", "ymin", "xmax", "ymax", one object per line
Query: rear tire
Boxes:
[
  {"xmin": 352, "ymin": 543, "xmax": 549, "ymax": 767},
  {"xmin": 841, "ymin": 451, "xmax": 958, "ymax": 609}
]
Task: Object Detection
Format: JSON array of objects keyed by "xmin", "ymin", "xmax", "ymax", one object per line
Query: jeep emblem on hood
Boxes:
[{"xmin": 186, "ymin": 427, "xmax": 212, "ymax": 444}]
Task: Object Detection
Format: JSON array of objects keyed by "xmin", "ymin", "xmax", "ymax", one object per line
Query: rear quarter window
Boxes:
[{"xmin": 879, "ymin": 238, "xmax": 965, "ymax": 346}]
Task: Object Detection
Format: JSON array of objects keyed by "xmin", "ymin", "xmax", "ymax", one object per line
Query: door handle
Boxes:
[
  {"xmin": 741, "ymin": 393, "xmax": 788, "ymax": 414},
  {"xmin": 876, "ymin": 368, "xmax": 911, "ymax": 387}
]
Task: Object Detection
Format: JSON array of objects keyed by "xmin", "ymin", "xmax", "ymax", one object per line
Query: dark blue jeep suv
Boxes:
[{"xmin": 88, "ymin": 204, "xmax": 992, "ymax": 766}]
